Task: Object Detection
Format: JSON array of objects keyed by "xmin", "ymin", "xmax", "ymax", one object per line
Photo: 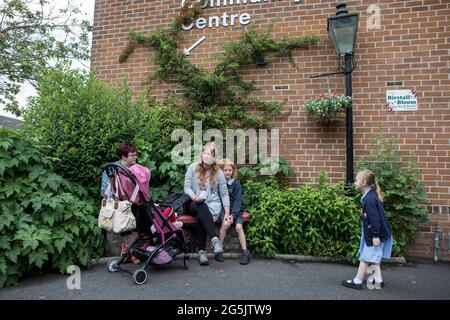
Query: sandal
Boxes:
[{"xmin": 121, "ymin": 242, "xmax": 132, "ymax": 263}]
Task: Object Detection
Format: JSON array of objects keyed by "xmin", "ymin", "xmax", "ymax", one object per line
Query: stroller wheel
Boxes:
[
  {"xmin": 133, "ymin": 268, "xmax": 148, "ymax": 285},
  {"xmin": 107, "ymin": 259, "xmax": 120, "ymax": 272}
]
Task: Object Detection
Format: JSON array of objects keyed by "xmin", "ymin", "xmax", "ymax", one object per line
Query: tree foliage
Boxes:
[
  {"xmin": 21, "ymin": 65, "xmax": 192, "ymax": 202},
  {"xmin": 22, "ymin": 65, "xmax": 150, "ymax": 191},
  {"xmin": 0, "ymin": 0, "xmax": 91, "ymax": 114}
]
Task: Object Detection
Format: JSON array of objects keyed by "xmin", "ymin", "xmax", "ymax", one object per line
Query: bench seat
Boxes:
[{"xmin": 178, "ymin": 211, "xmax": 251, "ymax": 225}]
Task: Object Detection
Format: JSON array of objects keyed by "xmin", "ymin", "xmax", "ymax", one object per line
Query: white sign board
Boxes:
[{"xmin": 386, "ymin": 90, "xmax": 418, "ymax": 111}]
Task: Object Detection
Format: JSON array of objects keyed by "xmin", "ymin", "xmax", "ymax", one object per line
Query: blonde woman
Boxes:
[{"xmin": 184, "ymin": 142, "xmax": 231, "ymax": 265}]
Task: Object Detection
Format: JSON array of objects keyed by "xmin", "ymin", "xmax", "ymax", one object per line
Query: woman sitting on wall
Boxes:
[{"xmin": 184, "ymin": 141, "xmax": 231, "ymax": 266}]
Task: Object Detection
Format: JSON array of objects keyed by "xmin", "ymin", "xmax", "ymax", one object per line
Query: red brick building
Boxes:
[{"xmin": 91, "ymin": 0, "xmax": 450, "ymax": 261}]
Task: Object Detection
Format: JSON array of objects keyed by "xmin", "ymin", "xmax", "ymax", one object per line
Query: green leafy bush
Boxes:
[
  {"xmin": 0, "ymin": 129, "xmax": 107, "ymax": 287},
  {"xmin": 133, "ymin": 101, "xmax": 190, "ymax": 201},
  {"xmin": 244, "ymin": 174, "xmax": 360, "ymax": 263},
  {"xmin": 358, "ymin": 130, "xmax": 428, "ymax": 256},
  {"xmin": 238, "ymin": 158, "xmax": 293, "ymax": 188},
  {"xmin": 22, "ymin": 65, "xmax": 151, "ymax": 190}
]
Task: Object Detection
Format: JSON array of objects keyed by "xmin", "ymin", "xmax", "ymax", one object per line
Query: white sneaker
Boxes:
[
  {"xmin": 211, "ymin": 238, "xmax": 223, "ymax": 254},
  {"xmin": 198, "ymin": 250, "xmax": 209, "ymax": 266}
]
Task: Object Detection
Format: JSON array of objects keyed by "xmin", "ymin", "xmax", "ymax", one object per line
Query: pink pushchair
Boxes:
[{"xmin": 104, "ymin": 163, "xmax": 189, "ymax": 285}]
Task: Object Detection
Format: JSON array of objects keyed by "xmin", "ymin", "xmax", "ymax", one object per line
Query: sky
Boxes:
[{"xmin": 0, "ymin": 0, "xmax": 96, "ymax": 119}]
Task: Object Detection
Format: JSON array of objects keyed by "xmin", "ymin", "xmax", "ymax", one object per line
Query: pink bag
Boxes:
[
  {"xmin": 129, "ymin": 164, "xmax": 151, "ymax": 202},
  {"xmin": 116, "ymin": 164, "xmax": 151, "ymax": 205}
]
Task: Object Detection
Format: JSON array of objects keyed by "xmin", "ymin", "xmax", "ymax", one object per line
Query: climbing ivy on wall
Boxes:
[
  {"xmin": 175, "ymin": 0, "xmax": 206, "ymax": 27},
  {"xmin": 119, "ymin": 20, "xmax": 320, "ymax": 129}
]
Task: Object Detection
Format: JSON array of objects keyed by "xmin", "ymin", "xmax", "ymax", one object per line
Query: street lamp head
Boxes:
[
  {"xmin": 327, "ymin": 2, "xmax": 359, "ymax": 56},
  {"xmin": 335, "ymin": 1, "xmax": 349, "ymax": 15}
]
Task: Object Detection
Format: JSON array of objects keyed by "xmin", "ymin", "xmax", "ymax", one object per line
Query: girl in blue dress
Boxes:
[{"xmin": 342, "ymin": 169, "xmax": 393, "ymax": 290}]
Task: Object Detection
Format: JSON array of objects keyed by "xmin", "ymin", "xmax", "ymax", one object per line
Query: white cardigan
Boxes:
[{"xmin": 184, "ymin": 163, "xmax": 230, "ymax": 221}]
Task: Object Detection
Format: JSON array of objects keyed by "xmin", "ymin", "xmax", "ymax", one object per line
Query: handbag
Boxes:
[
  {"xmin": 98, "ymin": 172, "xmax": 139, "ymax": 233},
  {"xmin": 163, "ymin": 192, "xmax": 190, "ymax": 215}
]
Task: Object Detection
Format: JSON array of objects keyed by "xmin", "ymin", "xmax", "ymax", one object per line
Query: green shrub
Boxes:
[
  {"xmin": 238, "ymin": 158, "xmax": 293, "ymax": 188},
  {"xmin": 358, "ymin": 130, "xmax": 428, "ymax": 256},
  {"xmin": 0, "ymin": 129, "xmax": 108, "ymax": 287},
  {"xmin": 22, "ymin": 65, "xmax": 151, "ymax": 191},
  {"xmin": 244, "ymin": 174, "xmax": 360, "ymax": 263},
  {"xmin": 133, "ymin": 101, "xmax": 190, "ymax": 202}
]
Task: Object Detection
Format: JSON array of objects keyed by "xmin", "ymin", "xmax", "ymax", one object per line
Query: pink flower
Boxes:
[
  {"xmin": 386, "ymin": 102, "xmax": 393, "ymax": 112},
  {"xmin": 331, "ymin": 91, "xmax": 337, "ymax": 95}
]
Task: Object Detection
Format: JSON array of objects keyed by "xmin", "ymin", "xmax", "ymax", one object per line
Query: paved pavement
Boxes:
[{"xmin": 1, "ymin": 256, "xmax": 449, "ymax": 300}]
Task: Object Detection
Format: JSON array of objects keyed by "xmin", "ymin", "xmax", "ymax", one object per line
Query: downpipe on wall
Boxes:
[{"xmin": 434, "ymin": 225, "xmax": 440, "ymax": 262}]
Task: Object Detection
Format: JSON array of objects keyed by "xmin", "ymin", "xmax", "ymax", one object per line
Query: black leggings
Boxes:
[{"xmin": 185, "ymin": 200, "xmax": 218, "ymax": 251}]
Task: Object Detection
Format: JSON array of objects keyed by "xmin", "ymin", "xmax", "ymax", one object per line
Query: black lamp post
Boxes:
[{"xmin": 327, "ymin": 2, "xmax": 359, "ymax": 186}]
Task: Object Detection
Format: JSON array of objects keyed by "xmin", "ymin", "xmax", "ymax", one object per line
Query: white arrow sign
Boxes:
[{"xmin": 184, "ymin": 36, "xmax": 206, "ymax": 56}]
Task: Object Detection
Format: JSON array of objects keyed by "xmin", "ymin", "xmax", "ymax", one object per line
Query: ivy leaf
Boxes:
[
  {"xmin": 39, "ymin": 173, "xmax": 62, "ymax": 192},
  {"xmin": 29, "ymin": 249, "xmax": 48, "ymax": 269},
  {"xmin": 0, "ymin": 212, "xmax": 15, "ymax": 231},
  {"xmin": 42, "ymin": 212, "xmax": 56, "ymax": 227},
  {"xmin": 0, "ymin": 257, "xmax": 7, "ymax": 275},
  {"xmin": 3, "ymin": 183, "xmax": 21, "ymax": 198},
  {"xmin": 66, "ymin": 224, "xmax": 80, "ymax": 236},
  {"xmin": 0, "ymin": 139, "xmax": 13, "ymax": 151},
  {"xmin": 16, "ymin": 214, "xmax": 33, "ymax": 228},
  {"xmin": 22, "ymin": 237, "xmax": 39, "ymax": 251},
  {"xmin": 0, "ymin": 162, "xmax": 5, "ymax": 177},
  {"xmin": 31, "ymin": 197, "xmax": 43, "ymax": 212},
  {"xmin": 159, "ymin": 162, "xmax": 176, "ymax": 174},
  {"xmin": 4, "ymin": 246, "xmax": 21, "ymax": 264},
  {"xmin": 54, "ymin": 238, "xmax": 67, "ymax": 254},
  {"xmin": 0, "ymin": 235, "xmax": 11, "ymax": 250},
  {"xmin": 28, "ymin": 165, "xmax": 45, "ymax": 180},
  {"xmin": 15, "ymin": 226, "xmax": 52, "ymax": 250}
]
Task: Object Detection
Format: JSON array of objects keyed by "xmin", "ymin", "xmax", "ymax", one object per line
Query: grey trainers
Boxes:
[
  {"xmin": 198, "ymin": 250, "xmax": 209, "ymax": 266},
  {"xmin": 211, "ymin": 238, "xmax": 223, "ymax": 254}
]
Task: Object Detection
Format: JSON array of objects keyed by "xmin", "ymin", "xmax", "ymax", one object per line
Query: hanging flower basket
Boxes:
[
  {"xmin": 304, "ymin": 92, "xmax": 352, "ymax": 124},
  {"xmin": 312, "ymin": 110, "xmax": 346, "ymax": 124}
]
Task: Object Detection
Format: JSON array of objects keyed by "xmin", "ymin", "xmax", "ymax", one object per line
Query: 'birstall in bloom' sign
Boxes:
[{"xmin": 386, "ymin": 89, "xmax": 418, "ymax": 112}]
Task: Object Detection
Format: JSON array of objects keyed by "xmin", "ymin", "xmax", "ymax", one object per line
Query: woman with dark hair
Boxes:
[
  {"xmin": 184, "ymin": 142, "xmax": 231, "ymax": 266},
  {"xmin": 101, "ymin": 143, "xmax": 152, "ymax": 263}
]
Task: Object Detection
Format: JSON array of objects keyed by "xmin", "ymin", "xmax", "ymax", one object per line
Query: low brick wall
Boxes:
[
  {"xmin": 106, "ymin": 232, "xmax": 124, "ymax": 256},
  {"xmin": 182, "ymin": 223, "xmax": 247, "ymax": 253},
  {"xmin": 106, "ymin": 206, "xmax": 450, "ymax": 261},
  {"xmin": 106, "ymin": 223, "xmax": 247, "ymax": 256},
  {"xmin": 406, "ymin": 205, "xmax": 450, "ymax": 262}
]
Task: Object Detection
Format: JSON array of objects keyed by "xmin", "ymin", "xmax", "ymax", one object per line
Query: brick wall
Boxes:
[{"xmin": 91, "ymin": 0, "xmax": 450, "ymax": 261}]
